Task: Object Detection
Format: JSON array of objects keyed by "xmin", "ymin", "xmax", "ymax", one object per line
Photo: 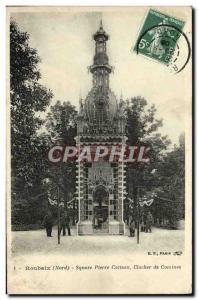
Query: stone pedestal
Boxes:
[
  {"xmin": 77, "ymin": 221, "xmax": 125, "ymax": 235},
  {"xmin": 109, "ymin": 221, "xmax": 125, "ymax": 235},
  {"xmin": 77, "ymin": 221, "xmax": 93, "ymax": 235}
]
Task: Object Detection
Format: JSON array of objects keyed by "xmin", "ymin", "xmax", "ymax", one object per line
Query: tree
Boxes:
[
  {"xmin": 10, "ymin": 20, "xmax": 53, "ymax": 226},
  {"xmin": 125, "ymin": 97, "xmax": 185, "ymax": 226},
  {"xmin": 153, "ymin": 134, "xmax": 185, "ymax": 224},
  {"xmin": 45, "ymin": 101, "xmax": 77, "ymax": 222},
  {"xmin": 46, "ymin": 100, "xmax": 77, "ymax": 144},
  {"xmin": 125, "ymin": 96, "xmax": 171, "ymax": 221}
]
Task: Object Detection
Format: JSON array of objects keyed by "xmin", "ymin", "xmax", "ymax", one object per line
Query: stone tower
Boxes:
[{"xmin": 76, "ymin": 21, "xmax": 127, "ymax": 235}]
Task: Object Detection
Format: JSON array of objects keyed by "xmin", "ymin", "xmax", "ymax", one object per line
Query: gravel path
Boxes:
[{"xmin": 11, "ymin": 227, "xmax": 184, "ymax": 256}]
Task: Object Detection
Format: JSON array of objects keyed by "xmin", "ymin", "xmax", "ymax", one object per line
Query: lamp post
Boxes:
[
  {"xmin": 135, "ymin": 168, "xmax": 157, "ymax": 244},
  {"xmin": 137, "ymin": 186, "xmax": 140, "ymax": 244},
  {"xmin": 57, "ymin": 186, "xmax": 61, "ymax": 245},
  {"xmin": 53, "ymin": 136, "xmax": 64, "ymax": 245}
]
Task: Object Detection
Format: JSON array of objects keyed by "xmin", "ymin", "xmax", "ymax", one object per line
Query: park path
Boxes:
[{"xmin": 11, "ymin": 227, "xmax": 184, "ymax": 256}]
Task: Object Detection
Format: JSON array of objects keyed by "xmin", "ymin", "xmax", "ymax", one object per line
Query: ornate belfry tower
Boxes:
[{"xmin": 76, "ymin": 21, "xmax": 127, "ymax": 235}]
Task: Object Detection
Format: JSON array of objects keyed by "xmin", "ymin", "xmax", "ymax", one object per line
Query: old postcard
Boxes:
[{"xmin": 6, "ymin": 6, "xmax": 192, "ymax": 294}]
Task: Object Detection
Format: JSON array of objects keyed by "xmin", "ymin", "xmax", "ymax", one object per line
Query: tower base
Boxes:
[
  {"xmin": 77, "ymin": 220, "xmax": 125, "ymax": 235},
  {"xmin": 77, "ymin": 221, "xmax": 93, "ymax": 235}
]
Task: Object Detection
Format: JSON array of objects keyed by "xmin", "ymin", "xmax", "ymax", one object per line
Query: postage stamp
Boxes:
[{"xmin": 134, "ymin": 9, "xmax": 190, "ymax": 73}]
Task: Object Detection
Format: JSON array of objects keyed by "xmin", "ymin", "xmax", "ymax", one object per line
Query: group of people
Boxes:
[
  {"xmin": 43, "ymin": 210, "xmax": 71, "ymax": 237},
  {"xmin": 129, "ymin": 211, "xmax": 154, "ymax": 237},
  {"xmin": 43, "ymin": 209, "xmax": 154, "ymax": 238}
]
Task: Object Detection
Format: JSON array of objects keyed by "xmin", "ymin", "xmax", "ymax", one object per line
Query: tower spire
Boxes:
[
  {"xmin": 120, "ymin": 90, "xmax": 123, "ymax": 100},
  {"xmin": 89, "ymin": 22, "xmax": 112, "ymax": 88},
  {"xmin": 79, "ymin": 90, "xmax": 83, "ymax": 114},
  {"xmin": 99, "ymin": 19, "xmax": 103, "ymax": 30},
  {"xmin": 79, "ymin": 89, "xmax": 82, "ymax": 101}
]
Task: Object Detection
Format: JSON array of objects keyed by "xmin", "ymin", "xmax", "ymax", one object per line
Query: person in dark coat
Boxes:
[
  {"xmin": 129, "ymin": 216, "xmax": 136, "ymax": 237},
  {"xmin": 140, "ymin": 213, "xmax": 146, "ymax": 232},
  {"xmin": 60, "ymin": 211, "xmax": 71, "ymax": 236},
  {"xmin": 146, "ymin": 211, "xmax": 154, "ymax": 233},
  {"xmin": 43, "ymin": 210, "xmax": 53, "ymax": 237}
]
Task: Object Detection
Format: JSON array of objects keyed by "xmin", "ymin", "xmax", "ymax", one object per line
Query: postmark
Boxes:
[{"xmin": 134, "ymin": 9, "xmax": 191, "ymax": 73}]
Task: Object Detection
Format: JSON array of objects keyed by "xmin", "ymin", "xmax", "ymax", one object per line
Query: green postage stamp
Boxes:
[{"xmin": 134, "ymin": 9, "xmax": 186, "ymax": 70}]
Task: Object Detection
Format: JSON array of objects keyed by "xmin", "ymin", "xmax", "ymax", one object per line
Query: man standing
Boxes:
[
  {"xmin": 43, "ymin": 210, "xmax": 53, "ymax": 237},
  {"xmin": 146, "ymin": 211, "xmax": 154, "ymax": 233},
  {"xmin": 140, "ymin": 212, "xmax": 146, "ymax": 232},
  {"xmin": 129, "ymin": 216, "xmax": 136, "ymax": 237},
  {"xmin": 60, "ymin": 211, "xmax": 71, "ymax": 236}
]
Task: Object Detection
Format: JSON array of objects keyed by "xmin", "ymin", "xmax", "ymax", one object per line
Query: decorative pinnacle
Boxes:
[
  {"xmin": 79, "ymin": 90, "xmax": 83, "ymax": 110},
  {"xmin": 79, "ymin": 89, "xmax": 82, "ymax": 101},
  {"xmin": 99, "ymin": 19, "xmax": 103, "ymax": 30},
  {"xmin": 120, "ymin": 90, "xmax": 123, "ymax": 100}
]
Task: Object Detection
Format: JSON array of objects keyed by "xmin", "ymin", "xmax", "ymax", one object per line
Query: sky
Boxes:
[{"xmin": 10, "ymin": 7, "xmax": 191, "ymax": 145}]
